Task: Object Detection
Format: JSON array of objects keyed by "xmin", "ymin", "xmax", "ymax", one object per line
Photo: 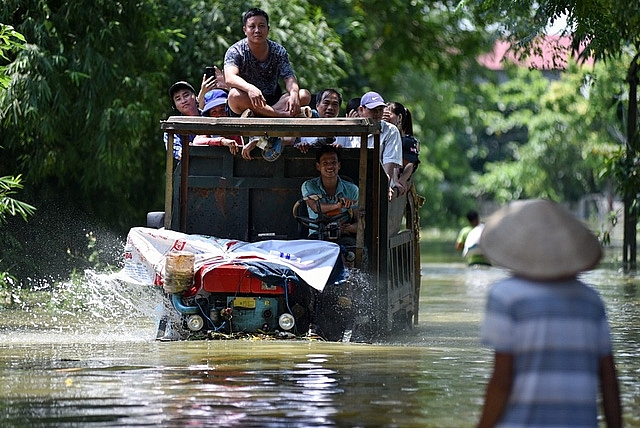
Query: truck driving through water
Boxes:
[{"xmin": 121, "ymin": 116, "xmax": 421, "ymax": 342}]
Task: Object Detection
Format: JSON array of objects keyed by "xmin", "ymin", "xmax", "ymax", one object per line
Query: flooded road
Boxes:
[{"xmin": 1, "ymin": 260, "xmax": 638, "ymax": 426}]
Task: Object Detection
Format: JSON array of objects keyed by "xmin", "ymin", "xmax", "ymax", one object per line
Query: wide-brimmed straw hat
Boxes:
[{"xmin": 479, "ymin": 199, "xmax": 602, "ymax": 280}]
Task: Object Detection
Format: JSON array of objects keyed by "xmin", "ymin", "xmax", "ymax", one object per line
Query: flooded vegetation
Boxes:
[{"xmin": 1, "ymin": 251, "xmax": 639, "ymax": 426}]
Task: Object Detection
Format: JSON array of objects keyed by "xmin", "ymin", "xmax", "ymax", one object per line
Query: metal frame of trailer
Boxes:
[{"xmin": 160, "ymin": 116, "xmax": 420, "ymax": 334}]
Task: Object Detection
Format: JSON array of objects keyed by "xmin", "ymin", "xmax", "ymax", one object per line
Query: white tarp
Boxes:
[
  {"xmin": 463, "ymin": 223, "xmax": 485, "ymax": 257},
  {"xmin": 117, "ymin": 227, "xmax": 341, "ymax": 291}
]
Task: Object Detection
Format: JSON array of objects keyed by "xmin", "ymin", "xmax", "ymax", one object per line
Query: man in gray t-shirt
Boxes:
[{"xmin": 224, "ymin": 7, "xmax": 310, "ymax": 118}]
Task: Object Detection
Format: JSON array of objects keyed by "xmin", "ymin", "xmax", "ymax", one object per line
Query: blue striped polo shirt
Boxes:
[{"xmin": 481, "ymin": 277, "xmax": 612, "ymax": 427}]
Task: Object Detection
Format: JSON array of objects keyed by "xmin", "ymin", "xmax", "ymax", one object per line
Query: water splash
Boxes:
[{"xmin": 1, "ymin": 269, "xmax": 161, "ymax": 344}]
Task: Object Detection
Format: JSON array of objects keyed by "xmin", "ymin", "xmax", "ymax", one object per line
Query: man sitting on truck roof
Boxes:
[{"xmin": 223, "ymin": 7, "xmax": 311, "ymax": 118}]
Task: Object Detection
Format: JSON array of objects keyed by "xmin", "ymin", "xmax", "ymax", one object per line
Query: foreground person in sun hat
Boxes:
[{"xmin": 476, "ymin": 199, "xmax": 621, "ymax": 428}]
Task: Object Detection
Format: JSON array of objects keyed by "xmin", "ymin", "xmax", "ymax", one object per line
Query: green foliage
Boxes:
[
  {"xmin": 313, "ymin": 0, "xmax": 492, "ymax": 95},
  {"xmin": 0, "ymin": 24, "xmax": 26, "ymax": 89},
  {"xmin": 1, "ymin": 0, "xmax": 174, "ymax": 229},
  {"xmin": 0, "ymin": 175, "xmax": 35, "ymax": 224},
  {"xmin": 474, "ymin": 63, "xmax": 612, "ymax": 203}
]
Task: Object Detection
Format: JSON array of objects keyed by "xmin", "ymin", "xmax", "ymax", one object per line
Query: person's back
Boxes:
[
  {"xmin": 477, "ymin": 199, "xmax": 621, "ymax": 428},
  {"xmin": 482, "ymin": 276, "xmax": 611, "ymax": 426}
]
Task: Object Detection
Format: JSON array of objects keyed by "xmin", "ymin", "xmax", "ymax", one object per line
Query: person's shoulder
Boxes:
[
  {"xmin": 572, "ymin": 279, "xmax": 607, "ymax": 303},
  {"xmin": 403, "ymin": 134, "xmax": 419, "ymax": 146},
  {"xmin": 267, "ymin": 39, "xmax": 288, "ymax": 56},
  {"xmin": 339, "ymin": 176, "xmax": 358, "ymax": 190},
  {"xmin": 302, "ymin": 176, "xmax": 321, "ymax": 186},
  {"xmin": 381, "ymin": 121, "xmax": 401, "ymax": 138},
  {"xmin": 227, "ymin": 38, "xmax": 248, "ymax": 52}
]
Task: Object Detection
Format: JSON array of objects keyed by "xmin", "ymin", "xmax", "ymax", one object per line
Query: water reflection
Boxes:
[{"xmin": 0, "ymin": 261, "xmax": 638, "ymax": 426}]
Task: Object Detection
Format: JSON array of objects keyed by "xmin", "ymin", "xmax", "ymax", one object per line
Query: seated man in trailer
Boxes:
[
  {"xmin": 293, "ymin": 88, "xmax": 343, "ymax": 153},
  {"xmin": 301, "ymin": 145, "xmax": 359, "ymax": 253}
]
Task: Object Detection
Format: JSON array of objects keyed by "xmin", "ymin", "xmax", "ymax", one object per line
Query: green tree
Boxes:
[
  {"xmin": 0, "ymin": 0, "xmax": 352, "ymax": 282},
  {"xmin": 468, "ymin": 0, "xmax": 640, "ymax": 268},
  {"xmin": 0, "ymin": 24, "xmax": 25, "ymax": 89},
  {"xmin": 1, "ymin": 1, "xmax": 174, "ymax": 224},
  {"xmin": 0, "ymin": 175, "xmax": 35, "ymax": 225},
  {"xmin": 309, "ymin": 1, "xmax": 494, "ymax": 227},
  {"xmin": 1, "ymin": 0, "xmax": 177, "ymax": 280},
  {"xmin": 474, "ymin": 63, "xmax": 609, "ymax": 204},
  {"xmin": 0, "ymin": 24, "xmax": 33, "ymax": 293}
]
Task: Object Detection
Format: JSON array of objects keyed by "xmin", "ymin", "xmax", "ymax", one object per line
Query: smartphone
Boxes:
[{"xmin": 204, "ymin": 66, "xmax": 216, "ymax": 79}]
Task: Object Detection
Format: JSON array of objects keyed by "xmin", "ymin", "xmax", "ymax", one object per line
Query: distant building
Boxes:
[{"xmin": 477, "ymin": 36, "xmax": 594, "ymax": 81}]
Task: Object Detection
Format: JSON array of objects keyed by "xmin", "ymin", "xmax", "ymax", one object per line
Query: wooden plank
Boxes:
[{"xmin": 161, "ymin": 116, "xmax": 381, "ymax": 137}]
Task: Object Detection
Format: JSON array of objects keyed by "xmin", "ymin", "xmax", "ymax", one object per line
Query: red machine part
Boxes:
[{"xmin": 196, "ymin": 263, "xmax": 292, "ymax": 295}]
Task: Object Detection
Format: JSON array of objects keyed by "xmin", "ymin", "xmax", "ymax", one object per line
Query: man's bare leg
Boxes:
[{"xmin": 228, "ymin": 89, "xmax": 311, "ymax": 117}]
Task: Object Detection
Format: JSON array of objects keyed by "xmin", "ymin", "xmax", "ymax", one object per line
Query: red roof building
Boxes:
[{"xmin": 478, "ymin": 36, "xmax": 594, "ymax": 71}]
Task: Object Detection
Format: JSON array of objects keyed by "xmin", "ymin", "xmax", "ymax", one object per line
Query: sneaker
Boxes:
[
  {"xmin": 296, "ymin": 106, "xmax": 313, "ymax": 118},
  {"xmin": 262, "ymin": 137, "xmax": 283, "ymax": 162},
  {"xmin": 241, "ymin": 108, "xmax": 254, "ymax": 118}
]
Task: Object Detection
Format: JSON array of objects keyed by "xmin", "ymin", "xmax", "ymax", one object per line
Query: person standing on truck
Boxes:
[
  {"xmin": 301, "ymin": 145, "xmax": 359, "ymax": 244},
  {"xmin": 224, "ymin": 7, "xmax": 311, "ymax": 118},
  {"xmin": 164, "ymin": 81, "xmax": 200, "ymax": 160},
  {"xmin": 383, "ymin": 101, "xmax": 420, "ymax": 195}
]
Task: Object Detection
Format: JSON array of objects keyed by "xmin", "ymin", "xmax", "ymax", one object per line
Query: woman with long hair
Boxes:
[{"xmin": 382, "ymin": 102, "xmax": 420, "ymax": 193}]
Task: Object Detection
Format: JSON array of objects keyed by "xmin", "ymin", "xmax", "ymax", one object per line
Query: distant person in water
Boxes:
[{"xmin": 455, "ymin": 210, "xmax": 490, "ymax": 266}]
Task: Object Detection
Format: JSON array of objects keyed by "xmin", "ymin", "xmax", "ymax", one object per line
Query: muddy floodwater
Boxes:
[{"xmin": 1, "ymin": 255, "xmax": 639, "ymax": 426}]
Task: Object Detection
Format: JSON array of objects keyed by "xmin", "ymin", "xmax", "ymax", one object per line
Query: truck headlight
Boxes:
[
  {"xmin": 186, "ymin": 314, "xmax": 204, "ymax": 331},
  {"xmin": 278, "ymin": 313, "xmax": 295, "ymax": 331}
]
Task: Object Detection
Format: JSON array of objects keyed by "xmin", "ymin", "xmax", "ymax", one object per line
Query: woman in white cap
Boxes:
[{"xmin": 477, "ymin": 199, "xmax": 621, "ymax": 428}]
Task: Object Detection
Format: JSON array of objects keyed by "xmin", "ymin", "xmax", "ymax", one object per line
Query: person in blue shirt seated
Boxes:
[{"xmin": 301, "ymin": 146, "xmax": 359, "ymax": 245}]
